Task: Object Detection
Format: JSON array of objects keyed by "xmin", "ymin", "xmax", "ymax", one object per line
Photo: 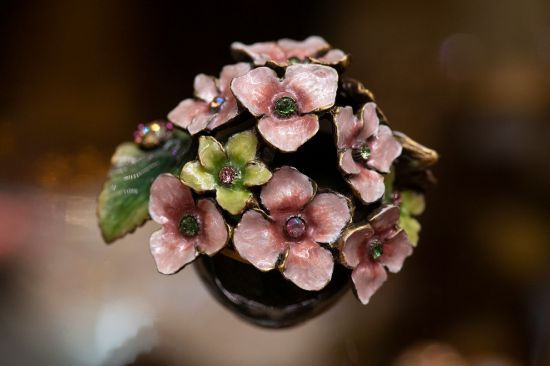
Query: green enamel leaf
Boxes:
[
  {"xmin": 198, "ymin": 136, "xmax": 226, "ymax": 172},
  {"xmin": 216, "ymin": 186, "xmax": 252, "ymax": 215},
  {"xmin": 399, "ymin": 215, "xmax": 421, "ymax": 247},
  {"xmin": 180, "ymin": 160, "xmax": 216, "ymax": 192},
  {"xmin": 226, "ymin": 130, "xmax": 258, "ymax": 167},
  {"xmin": 97, "ymin": 130, "xmax": 193, "ymax": 243},
  {"xmin": 242, "ymin": 161, "xmax": 272, "ymax": 187},
  {"xmin": 400, "ymin": 190, "xmax": 425, "ymax": 216}
]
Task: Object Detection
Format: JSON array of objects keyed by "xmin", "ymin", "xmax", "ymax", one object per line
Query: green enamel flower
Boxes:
[{"xmin": 180, "ymin": 130, "xmax": 272, "ymax": 215}]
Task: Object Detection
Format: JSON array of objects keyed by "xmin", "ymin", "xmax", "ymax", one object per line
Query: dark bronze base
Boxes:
[{"xmin": 194, "ymin": 254, "xmax": 351, "ymax": 328}]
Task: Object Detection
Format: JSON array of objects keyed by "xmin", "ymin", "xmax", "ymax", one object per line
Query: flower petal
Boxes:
[
  {"xmin": 357, "ymin": 102, "xmax": 380, "ymax": 141},
  {"xmin": 305, "ymin": 192, "xmax": 351, "ymax": 244},
  {"xmin": 231, "ymin": 67, "xmax": 280, "ymax": 116},
  {"xmin": 195, "ymin": 199, "xmax": 228, "ymax": 255},
  {"xmin": 257, "ymin": 114, "xmax": 319, "ymax": 152},
  {"xmin": 216, "ymin": 186, "xmax": 252, "ymax": 215},
  {"xmin": 368, "ymin": 125, "xmax": 402, "ymax": 173},
  {"xmin": 233, "ymin": 210, "xmax": 285, "ymax": 271},
  {"xmin": 351, "ymin": 262, "xmax": 387, "ymax": 304},
  {"xmin": 334, "ymin": 106, "xmax": 361, "ymax": 149},
  {"xmin": 341, "ymin": 225, "xmax": 375, "ymax": 268},
  {"xmin": 282, "ymin": 240, "xmax": 334, "ymax": 291},
  {"xmin": 218, "ymin": 62, "xmax": 252, "ymax": 93},
  {"xmin": 348, "ymin": 169, "xmax": 385, "ymax": 204},
  {"xmin": 231, "ymin": 41, "xmax": 286, "ymax": 66},
  {"xmin": 242, "ymin": 161, "xmax": 272, "ymax": 187},
  {"xmin": 198, "ymin": 136, "xmax": 226, "ymax": 172},
  {"xmin": 278, "ymin": 35, "xmax": 329, "ymax": 59},
  {"xmin": 149, "ymin": 174, "xmax": 195, "ymax": 225},
  {"xmin": 180, "ymin": 161, "xmax": 216, "ymax": 193},
  {"xmin": 225, "ymin": 130, "xmax": 257, "ymax": 166},
  {"xmin": 187, "ymin": 111, "xmax": 212, "ymax": 135},
  {"xmin": 150, "ymin": 227, "xmax": 197, "ymax": 274},
  {"xmin": 313, "ymin": 49, "xmax": 348, "ymax": 65},
  {"xmin": 339, "ymin": 149, "xmax": 361, "ymax": 175},
  {"xmin": 380, "ymin": 230, "xmax": 413, "ymax": 273},
  {"xmin": 206, "ymin": 98, "xmax": 239, "ymax": 131},
  {"xmin": 194, "ymin": 74, "xmax": 218, "ymax": 102},
  {"xmin": 260, "ymin": 166, "xmax": 315, "ymax": 214},
  {"xmin": 283, "ymin": 64, "xmax": 338, "ymax": 113},
  {"xmin": 370, "ymin": 205, "xmax": 400, "ymax": 234},
  {"xmin": 167, "ymin": 99, "xmax": 207, "ymax": 130}
]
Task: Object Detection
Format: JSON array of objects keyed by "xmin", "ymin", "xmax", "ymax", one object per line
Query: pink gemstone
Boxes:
[
  {"xmin": 284, "ymin": 216, "xmax": 306, "ymax": 240},
  {"xmin": 218, "ymin": 166, "xmax": 237, "ymax": 186}
]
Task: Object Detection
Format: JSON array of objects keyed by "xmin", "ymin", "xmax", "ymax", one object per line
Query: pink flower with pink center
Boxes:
[
  {"xmin": 334, "ymin": 102, "xmax": 403, "ymax": 204},
  {"xmin": 231, "ymin": 64, "xmax": 338, "ymax": 152},
  {"xmin": 340, "ymin": 205, "xmax": 413, "ymax": 304},
  {"xmin": 148, "ymin": 174, "xmax": 229, "ymax": 274},
  {"xmin": 233, "ymin": 166, "xmax": 352, "ymax": 291},
  {"xmin": 168, "ymin": 63, "xmax": 251, "ymax": 135},
  {"xmin": 231, "ymin": 36, "xmax": 348, "ymax": 67}
]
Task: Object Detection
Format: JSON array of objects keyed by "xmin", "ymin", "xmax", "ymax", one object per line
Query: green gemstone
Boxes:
[
  {"xmin": 179, "ymin": 215, "xmax": 200, "ymax": 237},
  {"xmin": 353, "ymin": 144, "xmax": 371, "ymax": 163},
  {"xmin": 288, "ymin": 56, "xmax": 301, "ymax": 64},
  {"xmin": 274, "ymin": 97, "xmax": 298, "ymax": 118},
  {"xmin": 369, "ymin": 240, "xmax": 383, "ymax": 261}
]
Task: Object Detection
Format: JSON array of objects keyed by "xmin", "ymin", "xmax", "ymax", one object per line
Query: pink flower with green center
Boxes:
[
  {"xmin": 180, "ymin": 130, "xmax": 272, "ymax": 215},
  {"xmin": 233, "ymin": 166, "xmax": 352, "ymax": 291},
  {"xmin": 231, "ymin": 64, "xmax": 338, "ymax": 152},
  {"xmin": 231, "ymin": 36, "xmax": 348, "ymax": 67},
  {"xmin": 168, "ymin": 63, "xmax": 251, "ymax": 135},
  {"xmin": 340, "ymin": 205, "xmax": 413, "ymax": 304},
  {"xmin": 334, "ymin": 102, "xmax": 403, "ymax": 204},
  {"xmin": 148, "ymin": 174, "xmax": 229, "ymax": 274}
]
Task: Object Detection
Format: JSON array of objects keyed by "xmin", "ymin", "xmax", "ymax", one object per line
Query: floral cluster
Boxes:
[{"xmin": 134, "ymin": 36, "xmax": 431, "ymax": 305}]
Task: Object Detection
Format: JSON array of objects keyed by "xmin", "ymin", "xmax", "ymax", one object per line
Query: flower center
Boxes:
[
  {"xmin": 179, "ymin": 214, "xmax": 200, "ymax": 237},
  {"xmin": 288, "ymin": 56, "xmax": 302, "ymax": 64},
  {"xmin": 352, "ymin": 143, "xmax": 371, "ymax": 163},
  {"xmin": 274, "ymin": 96, "xmax": 298, "ymax": 118},
  {"xmin": 209, "ymin": 96, "xmax": 225, "ymax": 112},
  {"xmin": 218, "ymin": 165, "xmax": 238, "ymax": 186},
  {"xmin": 284, "ymin": 216, "xmax": 307, "ymax": 240},
  {"xmin": 368, "ymin": 239, "xmax": 384, "ymax": 261}
]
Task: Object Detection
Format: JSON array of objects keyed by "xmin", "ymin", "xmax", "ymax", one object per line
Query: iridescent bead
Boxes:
[
  {"xmin": 134, "ymin": 120, "xmax": 174, "ymax": 149},
  {"xmin": 209, "ymin": 96, "xmax": 225, "ymax": 112},
  {"xmin": 284, "ymin": 216, "xmax": 307, "ymax": 240}
]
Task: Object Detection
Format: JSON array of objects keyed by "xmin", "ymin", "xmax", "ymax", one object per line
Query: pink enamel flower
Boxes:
[
  {"xmin": 148, "ymin": 174, "xmax": 229, "ymax": 274},
  {"xmin": 340, "ymin": 205, "xmax": 413, "ymax": 304},
  {"xmin": 168, "ymin": 63, "xmax": 251, "ymax": 135},
  {"xmin": 233, "ymin": 166, "xmax": 352, "ymax": 291},
  {"xmin": 334, "ymin": 102, "xmax": 403, "ymax": 204},
  {"xmin": 231, "ymin": 64, "xmax": 338, "ymax": 152},
  {"xmin": 231, "ymin": 36, "xmax": 347, "ymax": 67}
]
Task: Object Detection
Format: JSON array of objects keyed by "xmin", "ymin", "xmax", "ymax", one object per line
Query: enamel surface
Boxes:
[
  {"xmin": 282, "ymin": 240, "xmax": 334, "ymax": 291},
  {"xmin": 149, "ymin": 174, "xmax": 195, "ymax": 225},
  {"xmin": 283, "ymin": 64, "xmax": 338, "ymax": 113},
  {"xmin": 348, "ymin": 169, "xmax": 386, "ymax": 203},
  {"xmin": 233, "ymin": 210, "xmax": 285, "ymax": 271},
  {"xmin": 304, "ymin": 192, "xmax": 351, "ymax": 244},
  {"xmin": 367, "ymin": 125, "xmax": 403, "ymax": 173},
  {"xmin": 379, "ymin": 230, "xmax": 413, "ymax": 273},
  {"xmin": 230, "ymin": 67, "xmax": 280, "ymax": 116},
  {"xmin": 194, "ymin": 74, "xmax": 218, "ymax": 102},
  {"xmin": 351, "ymin": 262, "xmax": 388, "ymax": 304},
  {"xmin": 195, "ymin": 199, "xmax": 228, "ymax": 255},
  {"xmin": 257, "ymin": 114, "xmax": 319, "ymax": 152},
  {"xmin": 260, "ymin": 166, "xmax": 315, "ymax": 214},
  {"xmin": 150, "ymin": 228, "xmax": 197, "ymax": 274},
  {"xmin": 341, "ymin": 225, "xmax": 375, "ymax": 268}
]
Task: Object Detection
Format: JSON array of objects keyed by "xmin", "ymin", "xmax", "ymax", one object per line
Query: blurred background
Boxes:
[{"xmin": 1, "ymin": 0, "xmax": 549, "ymax": 365}]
